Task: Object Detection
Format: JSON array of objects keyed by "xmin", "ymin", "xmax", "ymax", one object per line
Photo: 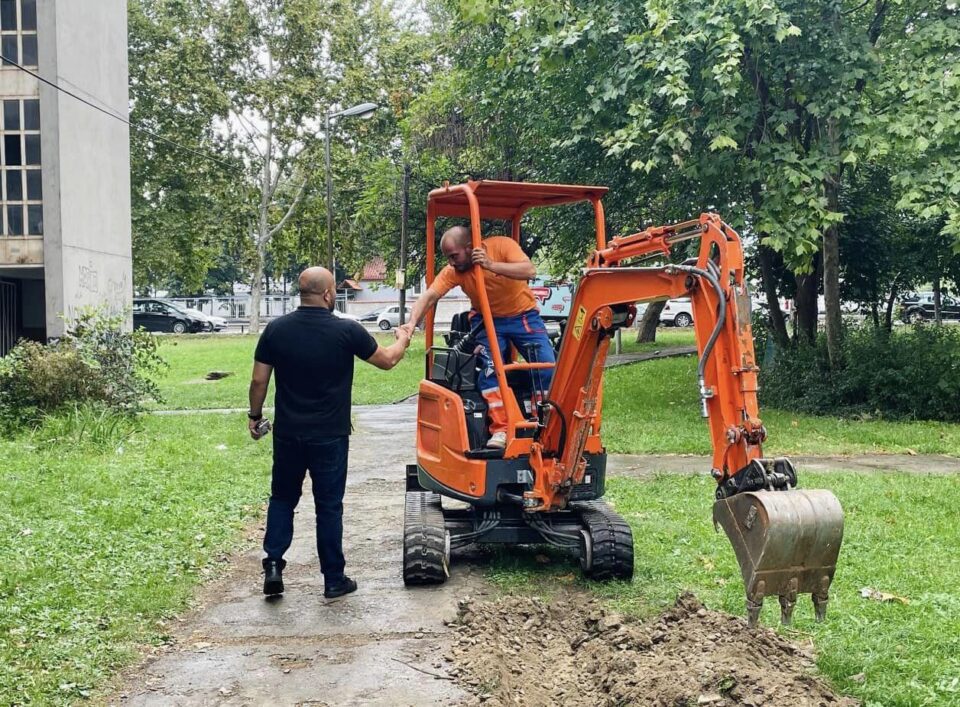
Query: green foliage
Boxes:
[
  {"xmin": 761, "ymin": 324, "xmax": 960, "ymax": 421},
  {"xmin": 129, "ymin": 0, "xmax": 441, "ymax": 297},
  {"xmin": 0, "ymin": 309, "xmax": 166, "ymax": 430},
  {"xmin": 129, "ymin": 0, "xmax": 250, "ymax": 295},
  {"xmin": 410, "ymin": 0, "xmax": 960, "ymax": 343}
]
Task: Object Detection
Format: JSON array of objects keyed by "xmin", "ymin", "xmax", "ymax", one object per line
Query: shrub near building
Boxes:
[{"xmin": 0, "ymin": 309, "xmax": 166, "ymax": 432}]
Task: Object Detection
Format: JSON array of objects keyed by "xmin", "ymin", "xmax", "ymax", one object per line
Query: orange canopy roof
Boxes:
[{"xmin": 428, "ymin": 180, "xmax": 608, "ymax": 220}]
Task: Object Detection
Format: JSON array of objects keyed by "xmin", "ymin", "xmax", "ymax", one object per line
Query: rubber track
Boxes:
[
  {"xmin": 574, "ymin": 500, "xmax": 635, "ymax": 581},
  {"xmin": 402, "ymin": 491, "xmax": 449, "ymax": 585}
]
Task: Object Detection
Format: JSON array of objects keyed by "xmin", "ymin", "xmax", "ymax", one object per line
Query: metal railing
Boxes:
[{"xmin": 0, "ymin": 280, "xmax": 15, "ymax": 356}]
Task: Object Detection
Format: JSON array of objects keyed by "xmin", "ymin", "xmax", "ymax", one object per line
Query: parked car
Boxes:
[
  {"xmin": 659, "ymin": 298, "xmax": 694, "ymax": 327},
  {"xmin": 376, "ymin": 305, "xmax": 417, "ymax": 330},
  {"xmin": 181, "ymin": 307, "xmax": 228, "ymax": 332},
  {"xmin": 333, "ymin": 309, "xmax": 361, "ymax": 322},
  {"xmin": 359, "ymin": 306, "xmax": 386, "ymax": 322},
  {"xmin": 133, "ymin": 298, "xmax": 206, "ymax": 333},
  {"xmin": 659, "ymin": 296, "xmax": 792, "ymax": 327},
  {"xmin": 900, "ymin": 292, "xmax": 960, "ymax": 323}
]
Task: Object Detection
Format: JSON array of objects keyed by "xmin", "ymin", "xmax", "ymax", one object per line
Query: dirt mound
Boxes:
[{"xmin": 444, "ymin": 592, "xmax": 856, "ymax": 706}]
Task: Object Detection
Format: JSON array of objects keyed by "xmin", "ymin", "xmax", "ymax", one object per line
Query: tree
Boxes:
[
  {"xmin": 130, "ymin": 0, "xmax": 439, "ymax": 323},
  {"xmin": 434, "ymin": 0, "xmax": 957, "ymax": 364},
  {"xmin": 129, "ymin": 0, "xmax": 248, "ymax": 296}
]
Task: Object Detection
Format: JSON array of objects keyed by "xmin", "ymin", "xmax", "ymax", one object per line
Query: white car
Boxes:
[
  {"xmin": 659, "ymin": 298, "xmax": 694, "ymax": 327},
  {"xmin": 377, "ymin": 305, "xmax": 414, "ymax": 330},
  {"xmin": 177, "ymin": 306, "xmax": 228, "ymax": 332},
  {"xmin": 659, "ymin": 297, "xmax": 792, "ymax": 328}
]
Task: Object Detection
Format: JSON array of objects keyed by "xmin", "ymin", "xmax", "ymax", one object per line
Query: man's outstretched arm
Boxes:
[
  {"xmin": 365, "ymin": 326, "xmax": 412, "ymax": 370},
  {"xmin": 403, "ymin": 288, "xmax": 441, "ymax": 334}
]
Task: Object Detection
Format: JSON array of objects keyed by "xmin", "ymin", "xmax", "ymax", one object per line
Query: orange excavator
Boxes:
[{"xmin": 403, "ymin": 180, "xmax": 844, "ymax": 626}]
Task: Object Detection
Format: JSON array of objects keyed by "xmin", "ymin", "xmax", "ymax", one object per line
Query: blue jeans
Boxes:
[
  {"xmin": 470, "ymin": 309, "xmax": 555, "ymax": 396},
  {"xmin": 263, "ymin": 434, "xmax": 349, "ymax": 587}
]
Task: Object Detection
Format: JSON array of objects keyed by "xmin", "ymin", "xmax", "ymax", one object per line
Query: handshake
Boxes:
[{"xmin": 395, "ymin": 322, "xmax": 417, "ymax": 344}]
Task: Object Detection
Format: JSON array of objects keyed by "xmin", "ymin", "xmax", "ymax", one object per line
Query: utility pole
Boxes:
[
  {"xmin": 399, "ymin": 163, "xmax": 410, "ymax": 325},
  {"xmin": 325, "ymin": 112, "xmax": 334, "ymax": 273}
]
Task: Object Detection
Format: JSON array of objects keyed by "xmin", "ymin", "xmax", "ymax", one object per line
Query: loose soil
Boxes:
[{"xmin": 445, "ymin": 592, "xmax": 857, "ymax": 707}]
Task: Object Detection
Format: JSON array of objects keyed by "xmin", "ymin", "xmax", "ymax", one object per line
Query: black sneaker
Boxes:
[
  {"xmin": 323, "ymin": 576, "xmax": 358, "ymax": 599},
  {"xmin": 262, "ymin": 558, "xmax": 285, "ymax": 596}
]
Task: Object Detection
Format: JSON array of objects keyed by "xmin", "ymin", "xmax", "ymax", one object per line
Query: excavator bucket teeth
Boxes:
[{"xmin": 713, "ymin": 489, "xmax": 843, "ymax": 627}]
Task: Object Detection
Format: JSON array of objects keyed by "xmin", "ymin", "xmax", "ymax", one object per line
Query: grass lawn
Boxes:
[
  {"xmin": 612, "ymin": 327, "xmax": 697, "ymax": 354},
  {"xmin": 602, "ymin": 355, "xmax": 960, "ymax": 456},
  {"xmin": 486, "ymin": 472, "xmax": 960, "ymax": 706},
  {"xmin": 155, "ymin": 332, "xmax": 960, "ymax": 456},
  {"xmin": 0, "ymin": 413, "xmax": 272, "ymax": 705},
  {"xmin": 152, "ymin": 333, "xmax": 425, "ymax": 409},
  {"xmin": 4, "ymin": 328, "xmax": 958, "ymax": 704}
]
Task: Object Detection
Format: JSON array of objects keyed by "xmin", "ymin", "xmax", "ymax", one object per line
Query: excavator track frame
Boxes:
[{"xmin": 404, "ymin": 465, "xmax": 633, "ymax": 584}]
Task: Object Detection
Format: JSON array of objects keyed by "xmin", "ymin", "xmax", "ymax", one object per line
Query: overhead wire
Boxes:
[{"xmin": 1, "ymin": 53, "xmax": 242, "ymax": 173}]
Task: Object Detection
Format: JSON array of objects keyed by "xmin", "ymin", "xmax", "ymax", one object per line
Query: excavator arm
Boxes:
[
  {"xmin": 527, "ymin": 214, "xmax": 844, "ymax": 626},
  {"xmin": 529, "ymin": 214, "xmax": 763, "ymax": 505}
]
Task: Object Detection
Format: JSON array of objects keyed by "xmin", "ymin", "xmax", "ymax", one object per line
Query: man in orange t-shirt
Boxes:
[{"xmin": 402, "ymin": 226, "xmax": 555, "ymax": 449}]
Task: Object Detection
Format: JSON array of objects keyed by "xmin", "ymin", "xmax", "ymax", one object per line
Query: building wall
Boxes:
[{"xmin": 38, "ymin": 0, "xmax": 131, "ymax": 337}]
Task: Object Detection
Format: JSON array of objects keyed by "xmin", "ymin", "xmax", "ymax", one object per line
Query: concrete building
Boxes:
[{"xmin": 0, "ymin": 0, "xmax": 131, "ymax": 355}]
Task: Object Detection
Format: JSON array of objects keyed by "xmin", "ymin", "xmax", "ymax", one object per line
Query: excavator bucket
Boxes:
[{"xmin": 713, "ymin": 489, "xmax": 844, "ymax": 627}]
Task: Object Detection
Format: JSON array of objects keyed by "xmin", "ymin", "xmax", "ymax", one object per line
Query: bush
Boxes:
[
  {"xmin": 0, "ymin": 308, "xmax": 166, "ymax": 431},
  {"xmin": 759, "ymin": 323, "xmax": 960, "ymax": 421}
]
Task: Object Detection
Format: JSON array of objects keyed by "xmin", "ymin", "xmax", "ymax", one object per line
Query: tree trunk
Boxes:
[
  {"xmin": 794, "ymin": 254, "xmax": 822, "ymax": 346},
  {"xmin": 870, "ymin": 301, "xmax": 879, "ymax": 328},
  {"xmin": 757, "ymin": 243, "xmax": 790, "ymax": 348},
  {"xmin": 933, "ymin": 276, "xmax": 942, "ymax": 325},
  {"xmin": 823, "ymin": 175, "xmax": 843, "ymax": 368},
  {"xmin": 750, "ymin": 180, "xmax": 790, "ymax": 348},
  {"xmin": 635, "ymin": 301, "xmax": 666, "ymax": 343},
  {"xmin": 822, "ymin": 222, "xmax": 843, "ymax": 364},
  {"xmin": 249, "ymin": 117, "xmax": 273, "ymax": 335},
  {"xmin": 250, "ymin": 241, "xmax": 265, "ymax": 333},
  {"xmin": 883, "ymin": 273, "xmax": 900, "ymax": 331},
  {"xmin": 399, "ymin": 163, "xmax": 409, "ymax": 324}
]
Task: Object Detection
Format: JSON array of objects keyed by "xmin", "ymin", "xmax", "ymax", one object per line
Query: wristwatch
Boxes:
[{"xmin": 247, "ymin": 410, "xmax": 263, "ymax": 421}]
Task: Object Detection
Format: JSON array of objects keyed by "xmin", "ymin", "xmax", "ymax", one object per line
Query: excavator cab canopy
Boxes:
[
  {"xmin": 428, "ymin": 180, "xmax": 608, "ymax": 222},
  {"xmin": 423, "ymin": 180, "xmax": 609, "ymax": 449}
]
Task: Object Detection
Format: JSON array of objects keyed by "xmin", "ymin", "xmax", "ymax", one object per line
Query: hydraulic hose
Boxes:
[
  {"xmin": 665, "ymin": 262, "xmax": 727, "ymax": 417},
  {"xmin": 534, "ymin": 399, "xmax": 568, "ymax": 456}
]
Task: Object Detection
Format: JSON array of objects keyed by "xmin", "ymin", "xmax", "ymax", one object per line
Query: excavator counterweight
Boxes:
[{"xmin": 404, "ymin": 180, "xmax": 844, "ymax": 627}]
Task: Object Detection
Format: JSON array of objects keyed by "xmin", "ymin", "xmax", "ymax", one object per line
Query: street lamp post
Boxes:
[{"xmin": 324, "ymin": 101, "xmax": 378, "ymax": 275}]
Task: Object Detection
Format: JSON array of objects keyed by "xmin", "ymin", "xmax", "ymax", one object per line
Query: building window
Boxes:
[
  {"xmin": 1, "ymin": 98, "xmax": 41, "ymax": 236},
  {"xmin": 0, "ymin": 0, "xmax": 37, "ymax": 68}
]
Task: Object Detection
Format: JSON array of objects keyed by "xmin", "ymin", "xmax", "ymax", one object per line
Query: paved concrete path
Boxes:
[
  {"xmin": 605, "ymin": 345, "xmax": 697, "ymax": 368},
  {"xmin": 115, "ymin": 401, "xmax": 481, "ymax": 706}
]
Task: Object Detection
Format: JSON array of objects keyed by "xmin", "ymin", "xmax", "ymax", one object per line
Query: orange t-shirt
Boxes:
[{"xmin": 430, "ymin": 236, "xmax": 537, "ymax": 317}]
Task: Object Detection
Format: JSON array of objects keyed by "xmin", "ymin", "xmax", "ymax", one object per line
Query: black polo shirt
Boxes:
[{"xmin": 254, "ymin": 306, "xmax": 378, "ymax": 437}]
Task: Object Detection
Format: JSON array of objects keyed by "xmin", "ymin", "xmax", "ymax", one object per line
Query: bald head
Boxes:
[
  {"xmin": 299, "ymin": 266, "xmax": 335, "ymax": 308},
  {"xmin": 441, "ymin": 226, "xmax": 473, "ymax": 273},
  {"xmin": 440, "ymin": 226, "xmax": 471, "ymax": 250}
]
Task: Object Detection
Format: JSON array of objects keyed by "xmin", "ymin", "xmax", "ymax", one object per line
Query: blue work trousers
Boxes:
[{"xmin": 470, "ymin": 309, "xmax": 555, "ymax": 396}]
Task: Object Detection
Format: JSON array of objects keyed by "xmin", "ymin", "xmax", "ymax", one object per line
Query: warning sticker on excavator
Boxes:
[{"xmin": 572, "ymin": 306, "xmax": 587, "ymax": 340}]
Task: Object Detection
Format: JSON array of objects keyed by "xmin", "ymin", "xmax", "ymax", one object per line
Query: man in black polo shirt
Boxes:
[{"xmin": 247, "ymin": 266, "xmax": 411, "ymax": 599}]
